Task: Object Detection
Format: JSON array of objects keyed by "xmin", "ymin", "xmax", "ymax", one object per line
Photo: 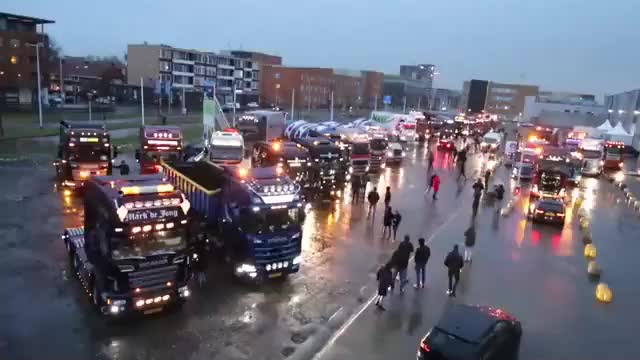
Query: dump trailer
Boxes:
[{"xmin": 161, "ymin": 161, "xmax": 303, "ymax": 280}]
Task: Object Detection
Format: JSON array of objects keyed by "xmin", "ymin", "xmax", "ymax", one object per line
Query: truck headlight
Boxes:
[
  {"xmin": 178, "ymin": 285, "xmax": 190, "ymax": 298},
  {"xmin": 614, "ymin": 172, "xmax": 625, "ymax": 182},
  {"xmin": 387, "ymin": 151, "xmax": 393, "ymax": 157},
  {"xmin": 293, "ymin": 255, "xmax": 302, "ymax": 265},
  {"xmin": 291, "ymin": 232, "xmax": 301, "ymax": 239},
  {"xmin": 401, "ymin": 151, "xmax": 406, "ymax": 157},
  {"xmin": 236, "ymin": 263, "xmax": 257, "ymax": 273},
  {"xmin": 110, "ymin": 305, "xmax": 120, "ymax": 314}
]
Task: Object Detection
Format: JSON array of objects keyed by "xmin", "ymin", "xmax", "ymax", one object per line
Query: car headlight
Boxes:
[
  {"xmin": 387, "ymin": 151, "xmax": 393, "ymax": 156},
  {"xmin": 401, "ymin": 151, "xmax": 406, "ymax": 157},
  {"xmin": 614, "ymin": 172, "xmax": 625, "ymax": 182},
  {"xmin": 292, "ymin": 255, "xmax": 302, "ymax": 265},
  {"xmin": 291, "ymin": 232, "xmax": 301, "ymax": 239}
]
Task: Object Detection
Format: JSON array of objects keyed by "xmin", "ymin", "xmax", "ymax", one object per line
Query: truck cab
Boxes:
[
  {"xmin": 603, "ymin": 141, "xmax": 624, "ymax": 170},
  {"xmin": 136, "ymin": 126, "xmax": 183, "ymax": 174},
  {"xmin": 294, "ymin": 137, "xmax": 344, "ymax": 202},
  {"xmin": 237, "ymin": 110, "xmax": 286, "ymax": 144},
  {"xmin": 385, "ymin": 142, "xmax": 406, "ymax": 164},
  {"xmin": 54, "ymin": 121, "xmax": 113, "ymax": 189},
  {"xmin": 530, "ymin": 166, "xmax": 569, "ymax": 202},
  {"xmin": 334, "ymin": 127, "xmax": 371, "ymax": 178},
  {"xmin": 579, "ymin": 140, "xmax": 604, "ymax": 176},
  {"xmin": 369, "ymin": 136, "xmax": 388, "ymax": 172},
  {"xmin": 161, "ymin": 161, "xmax": 303, "ymax": 280},
  {"xmin": 208, "ymin": 129, "xmax": 244, "ymax": 165},
  {"xmin": 63, "ymin": 175, "xmax": 193, "ymax": 316},
  {"xmin": 252, "ymin": 139, "xmax": 310, "ymax": 184}
]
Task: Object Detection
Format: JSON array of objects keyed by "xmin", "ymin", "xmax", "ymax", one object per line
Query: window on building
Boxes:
[
  {"xmin": 161, "ymin": 49, "xmax": 172, "ymax": 59},
  {"xmin": 491, "ymin": 87, "xmax": 516, "ymax": 94},
  {"xmin": 493, "ymin": 95, "xmax": 513, "ymax": 102},
  {"xmin": 9, "ymin": 39, "xmax": 20, "ymax": 48},
  {"xmin": 160, "ymin": 61, "xmax": 171, "ymax": 71},
  {"xmin": 245, "ymin": 81, "xmax": 251, "ymax": 88}
]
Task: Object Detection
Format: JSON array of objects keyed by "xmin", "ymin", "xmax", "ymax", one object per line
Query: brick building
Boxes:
[
  {"xmin": 0, "ymin": 12, "xmax": 55, "ymax": 108},
  {"xmin": 260, "ymin": 65, "xmax": 383, "ymax": 110}
]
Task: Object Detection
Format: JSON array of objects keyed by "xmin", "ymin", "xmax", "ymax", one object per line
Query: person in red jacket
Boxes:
[{"xmin": 432, "ymin": 173, "xmax": 441, "ymax": 200}]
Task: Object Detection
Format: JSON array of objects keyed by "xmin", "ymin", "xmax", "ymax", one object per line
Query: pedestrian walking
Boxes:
[
  {"xmin": 444, "ymin": 245, "xmax": 464, "ymax": 297},
  {"xmin": 367, "ymin": 187, "xmax": 380, "ymax": 218},
  {"xmin": 472, "ymin": 178, "xmax": 484, "ymax": 216},
  {"xmin": 392, "ymin": 210, "xmax": 402, "ymax": 240},
  {"xmin": 494, "ymin": 182, "xmax": 505, "ymax": 213},
  {"xmin": 384, "ymin": 186, "xmax": 392, "ymax": 207},
  {"xmin": 427, "ymin": 151, "xmax": 435, "ymax": 172},
  {"xmin": 432, "ymin": 173, "xmax": 441, "ymax": 200},
  {"xmin": 383, "ymin": 206, "xmax": 393, "ymax": 236},
  {"xmin": 457, "ymin": 149, "xmax": 467, "ymax": 180},
  {"xmin": 375, "ymin": 263, "xmax": 393, "ymax": 310},
  {"xmin": 351, "ymin": 175, "xmax": 361, "ymax": 204},
  {"xmin": 116, "ymin": 160, "xmax": 130, "ymax": 176},
  {"xmin": 395, "ymin": 235, "xmax": 414, "ymax": 292},
  {"xmin": 413, "ymin": 238, "xmax": 430, "ymax": 289},
  {"xmin": 483, "ymin": 169, "xmax": 491, "ymax": 191},
  {"xmin": 463, "ymin": 226, "xmax": 476, "ymax": 262}
]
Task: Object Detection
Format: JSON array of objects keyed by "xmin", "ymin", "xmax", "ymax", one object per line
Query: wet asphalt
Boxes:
[{"xmin": 1, "ymin": 139, "xmax": 639, "ymax": 360}]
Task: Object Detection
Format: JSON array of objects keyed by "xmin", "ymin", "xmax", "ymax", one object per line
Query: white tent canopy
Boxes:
[
  {"xmin": 596, "ymin": 119, "xmax": 614, "ymax": 131},
  {"xmin": 606, "ymin": 122, "xmax": 633, "ymax": 145}
]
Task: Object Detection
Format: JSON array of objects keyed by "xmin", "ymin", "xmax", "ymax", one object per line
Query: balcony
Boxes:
[
  {"xmin": 172, "ymin": 71, "xmax": 194, "ymax": 77},
  {"xmin": 173, "ymin": 58, "xmax": 194, "ymax": 65}
]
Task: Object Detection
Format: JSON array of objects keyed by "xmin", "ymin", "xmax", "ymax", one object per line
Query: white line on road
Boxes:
[{"xmin": 311, "ymin": 205, "xmax": 466, "ymax": 360}]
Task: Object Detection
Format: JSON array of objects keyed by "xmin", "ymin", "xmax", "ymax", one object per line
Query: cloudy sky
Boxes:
[{"xmin": 7, "ymin": 0, "xmax": 639, "ymax": 98}]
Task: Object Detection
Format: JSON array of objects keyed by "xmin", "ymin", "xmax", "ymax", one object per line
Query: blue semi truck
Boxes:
[{"xmin": 161, "ymin": 160, "xmax": 304, "ymax": 280}]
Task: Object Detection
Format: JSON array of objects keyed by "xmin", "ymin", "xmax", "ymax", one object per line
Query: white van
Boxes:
[{"xmin": 481, "ymin": 132, "xmax": 503, "ymax": 152}]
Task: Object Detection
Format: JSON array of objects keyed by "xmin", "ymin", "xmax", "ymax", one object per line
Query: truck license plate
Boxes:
[
  {"xmin": 269, "ymin": 272, "xmax": 282, "ymax": 278},
  {"xmin": 143, "ymin": 307, "xmax": 163, "ymax": 315}
]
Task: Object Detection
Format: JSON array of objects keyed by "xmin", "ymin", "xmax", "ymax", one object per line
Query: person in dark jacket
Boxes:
[
  {"xmin": 383, "ymin": 206, "xmax": 393, "ymax": 237},
  {"xmin": 116, "ymin": 160, "xmax": 130, "ymax": 176},
  {"xmin": 367, "ymin": 188, "xmax": 380, "ymax": 218},
  {"xmin": 472, "ymin": 179, "xmax": 484, "ymax": 216},
  {"xmin": 444, "ymin": 245, "xmax": 464, "ymax": 297},
  {"xmin": 463, "ymin": 226, "xmax": 476, "ymax": 262},
  {"xmin": 351, "ymin": 175, "xmax": 362, "ymax": 204},
  {"xmin": 427, "ymin": 150, "xmax": 435, "ymax": 172},
  {"xmin": 494, "ymin": 183, "xmax": 505, "ymax": 213},
  {"xmin": 413, "ymin": 238, "xmax": 430, "ymax": 289},
  {"xmin": 375, "ymin": 263, "xmax": 393, "ymax": 310},
  {"xmin": 384, "ymin": 186, "xmax": 392, "ymax": 207},
  {"xmin": 392, "ymin": 210, "xmax": 402, "ymax": 240},
  {"xmin": 395, "ymin": 235, "xmax": 414, "ymax": 292}
]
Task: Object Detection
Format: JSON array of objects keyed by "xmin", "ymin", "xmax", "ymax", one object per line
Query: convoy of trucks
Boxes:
[{"xmin": 136, "ymin": 126, "xmax": 183, "ymax": 174}]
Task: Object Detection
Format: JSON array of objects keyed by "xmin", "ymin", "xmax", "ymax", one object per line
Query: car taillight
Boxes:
[
  {"xmin": 556, "ymin": 213, "xmax": 565, "ymax": 217},
  {"xmin": 154, "ymin": 165, "xmax": 162, "ymax": 172},
  {"xmin": 535, "ymin": 209, "xmax": 544, "ymax": 214},
  {"xmin": 420, "ymin": 342, "xmax": 432, "ymax": 352}
]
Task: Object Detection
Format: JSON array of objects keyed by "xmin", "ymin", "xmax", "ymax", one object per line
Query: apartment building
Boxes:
[
  {"xmin": 0, "ymin": 12, "xmax": 55, "ymax": 107},
  {"xmin": 126, "ymin": 44, "xmax": 261, "ymax": 105}
]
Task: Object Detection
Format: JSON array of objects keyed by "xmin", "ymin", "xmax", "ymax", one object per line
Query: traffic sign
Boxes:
[{"xmin": 383, "ymin": 95, "xmax": 392, "ymax": 105}]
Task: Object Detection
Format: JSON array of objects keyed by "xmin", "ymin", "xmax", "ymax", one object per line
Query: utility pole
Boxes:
[
  {"xmin": 402, "ymin": 96, "xmax": 407, "ymax": 113},
  {"xmin": 330, "ymin": 91, "xmax": 334, "ymax": 122},
  {"xmin": 26, "ymin": 42, "xmax": 44, "ymax": 128},
  {"xmin": 59, "ymin": 56, "xmax": 64, "ymax": 110},
  {"xmin": 417, "ymin": 96, "xmax": 421, "ymax": 111},
  {"xmin": 374, "ymin": 95, "xmax": 378, "ymax": 111},
  {"xmin": 140, "ymin": 77, "xmax": 145, "ymax": 125},
  {"xmin": 291, "ymin": 89, "xmax": 295, "ymax": 120},
  {"xmin": 88, "ymin": 93, "xmax": 92, "ymax": 122}
]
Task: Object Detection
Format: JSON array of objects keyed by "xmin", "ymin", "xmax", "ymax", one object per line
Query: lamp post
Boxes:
[{"xmin": 26, "ymin": 42, "xmax": 44, "ymax": 129}]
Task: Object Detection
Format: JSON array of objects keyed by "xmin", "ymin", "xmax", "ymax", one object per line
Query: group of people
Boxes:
[
  {"xmin": 374, "ymin": 232, "xmax": 476, "ymax": 310},
  {"xmin": 366, "ymin": 186, "xmax": 403, "ymax": 240}
]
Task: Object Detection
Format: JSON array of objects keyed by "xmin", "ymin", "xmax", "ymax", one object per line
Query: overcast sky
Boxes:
[{"xmin": 7, "ymin": 0, "xmax": 639, "ymax": 98}]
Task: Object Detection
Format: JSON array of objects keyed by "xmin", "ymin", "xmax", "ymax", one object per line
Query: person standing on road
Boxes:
[
  {"xmin": 427, "ymin": 150, "xmax": 435, "ymax": 172},
  {"xmin": 444, "ymin": 244, "xmax": 464, "ymax": 297},
  {"xmin": 375, "ymin": 263, "xmax": 393, "ymax": 310},
  {"xmin": 472, "ymin": 179, "xmax": 484, "ymax": 217},
  {"xmin": 463, "ymin": 226, "xmax": 476, "ymax": 262},
  {"xmin": 116, "ymin": 160, "xmax": 130, "ymax": 176},
  {"xmin": 432, "ymin": 173, "xmax": 441, "ymax": 200},
  {"xmin": 351, "ymin": 175, "xmax": 362, "ymax": 204},
  {"xmin": 483, "ymin": 168, "xmax": 491, "ymax": 192},
  {"xmin": 392, "ymin": 210, "xmax": 402, "ymax": 240},
  {"xmin": 414, "ymin": 238, "xmax": 430, "ymax": 289},
  {"xmin": 395, "ymin": 235, "xmax": 414, "ymax": 292},
  {"xmin": 383, "ymin": 206, "xmax": 394, "ymax": 237},
  {"xmin": 494, "ymin": 182, "xmax": 505, "ymax": 213},
  {"xmin": 457, "ymin": 148, "xmax": 468, "ymax": 180},
  {"xmin": 384, "ymin": 186, "xmax": 392, "ymax": 207},
  {"xmin": 367, "ymin": 187, "xmax": 380, "ymax": 218}
]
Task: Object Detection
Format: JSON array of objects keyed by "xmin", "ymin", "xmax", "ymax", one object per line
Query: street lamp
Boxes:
[
  {"xmin": 633, "ymin": 110, "xmax": 640, "ymax": 115},
  {"xmin": 618, "ymin": 110, "xmax": 625, "ymax": 114},
  {"xmin": 26, "ymin": 42, "xmax": 44, "ymax": 129}
]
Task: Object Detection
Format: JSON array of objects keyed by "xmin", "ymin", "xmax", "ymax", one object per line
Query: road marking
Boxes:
[{"xmin": 312, "ymin": 205, "xmax": 466, "ymax": 360}]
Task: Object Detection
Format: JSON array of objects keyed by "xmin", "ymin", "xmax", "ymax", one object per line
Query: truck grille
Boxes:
[
  {"xmin": 254, "ymin": 240, "xmax": 300, "ymax": 265},
  {"xmin": 128, "ymin": 265, "xmax": 178, "ymax": 289}
]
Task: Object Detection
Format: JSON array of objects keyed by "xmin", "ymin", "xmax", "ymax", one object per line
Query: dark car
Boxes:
[
  {"xmin": 417, "ymin": 304, "xmax": 522, "ymax": 360},
  {"xmin": 437, "ymin": 138, "xmax": 455, "ymax": 151},
  {"xmin": 529, "ymin": 198, "xmax": 565, "ymax": 226}
]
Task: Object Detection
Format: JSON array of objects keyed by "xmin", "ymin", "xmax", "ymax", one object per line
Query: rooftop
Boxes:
[{"xmin": 0, "ymin": 12, "xmax": 55, "ymax": 25}]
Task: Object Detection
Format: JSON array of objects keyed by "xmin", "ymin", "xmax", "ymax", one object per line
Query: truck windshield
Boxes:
[
  {"xmin": 370, "ymin": 139, "xmax": 388, "ymax": 150},
  {"xmin": 352, "ymin": 143, "xmax": 370, "ymax": 155},
  {"xmin": 70, "ymin": 144, "xmax": 109, "ymax": 162},
  {"xmin": 238, "ymin": 208, "xmax": 300, "ymax": 234},
  {"xmin": 210, "ymin": 145, "xmax": 244, "ymax": 161},
  {"xmin": 110, "ymin": 229, "xmax": 187, "ymax": 260},
  {"xmin": 580, "ymin": 149, "xmax": 602, "ymax": 159}
]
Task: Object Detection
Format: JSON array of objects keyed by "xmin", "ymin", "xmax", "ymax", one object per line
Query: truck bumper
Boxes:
[
  {"xmin": 235, "ymin": 256, "xmax": 302, "ymax": 281},
  {"xmin": 100, "ymin": 285, "xmax": 190, "ymax": 316}
]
